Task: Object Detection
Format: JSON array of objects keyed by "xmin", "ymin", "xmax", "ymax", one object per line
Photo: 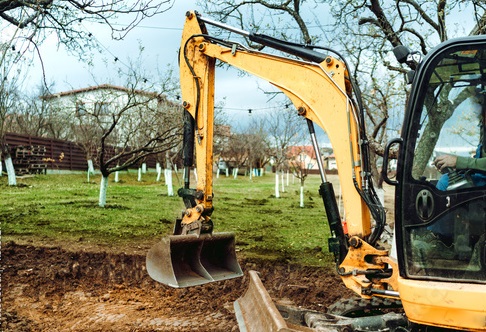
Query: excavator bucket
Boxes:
[{"xmin": 146, "ymin": 232, "xmax": 243, "ymax": 288}]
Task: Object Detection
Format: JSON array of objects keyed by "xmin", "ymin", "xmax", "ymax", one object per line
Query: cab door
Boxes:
[{"xmin": 396, "ymin": 37, "xmax": 486, "ymax": 284}]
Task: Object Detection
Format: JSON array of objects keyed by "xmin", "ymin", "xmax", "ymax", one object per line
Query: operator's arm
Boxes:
[
  {"xmin": 456, "ymin": 156, "xmax": 486, "ymax": 171},
  {"xmin": 435, "ymin": 154, "xmax": 486, "ymax": 172}
]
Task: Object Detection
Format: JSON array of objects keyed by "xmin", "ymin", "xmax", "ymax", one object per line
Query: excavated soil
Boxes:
[{"xmin": 1, "ymin": 241, "xmax": 353, "ymax": 331}]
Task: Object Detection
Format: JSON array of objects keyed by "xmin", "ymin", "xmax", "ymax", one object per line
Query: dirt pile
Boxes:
[{"xmin": 2, "ymin": 241, "xmax": 352, "ymax": 331}]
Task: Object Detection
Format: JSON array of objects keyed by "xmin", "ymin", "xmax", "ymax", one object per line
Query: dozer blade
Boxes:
[
  {"xmin": 146, "ymin": 232, "xmax": 243, "ymax": 288},
  {"xmin": 234, "ymin": 270, "xmax": 314, "ymax": 332}
]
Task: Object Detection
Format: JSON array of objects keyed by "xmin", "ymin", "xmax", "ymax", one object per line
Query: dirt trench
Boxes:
[{"xmin": 2, "ymin": 241, "xmax": 352, "ymax": 332}]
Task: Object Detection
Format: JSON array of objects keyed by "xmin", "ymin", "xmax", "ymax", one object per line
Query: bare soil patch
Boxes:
[{"xmin": 2, "ymin": 241, "xmax": 353, "ymax": 331}]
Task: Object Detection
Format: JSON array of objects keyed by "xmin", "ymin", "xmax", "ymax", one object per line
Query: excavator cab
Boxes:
[
  {"xmin": 391, "ymin": 39, "xmax": 486, "ymax": 282},
  {"xmin": 383, "ymin": 37, "xmax": 486, "ymax": 328}
]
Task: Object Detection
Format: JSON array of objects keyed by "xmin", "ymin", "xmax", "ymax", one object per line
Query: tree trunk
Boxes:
[
  {"xmin": 166, "ymin": 169, "xmax": 174, "ymax": 196},
  {"xmin": 0, "ymin": 154, "xmax": 3, "ymax": 176},
  {"xmin": 87, "ymin": 159, "xmax": 95, "ymax": 183},
  {"xmin": 281, "ymin": 171, "xmax": 285, "ymax": 192},
  {"xmin": 138, "ymin": 167, "xmax": 142, "ymax": 182},
  {"xmin": 114, "ymin": 171, "xmax": 120, "ymax": 183},
  {"xmin": 300, "ymin": 185, "xmax": 304, "ymax": 208},
  {"xmin": 156, "ymin": 163, "xmax": 162, "ymax": 182},
  {"xmin": 275, "ymin": 172, "xmax": 280, "ymax": 198},
  {"xmin": 99, "ymin": 175, "xmax": 109, "ymax": 207},
  {"xmin": 5, "ymin": 154, "xmax": 16, "ymax": 186}
]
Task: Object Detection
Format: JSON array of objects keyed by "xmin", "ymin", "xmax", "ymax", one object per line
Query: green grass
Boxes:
[{"xmin": 0, "ymin": 171, "xmax": 334, "ymax": 267}]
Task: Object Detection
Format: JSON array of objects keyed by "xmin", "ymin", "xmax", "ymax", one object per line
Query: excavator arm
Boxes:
[
  {"xmin": 146, "ymin": 11, "xmax": 486, "ymax": 332},
  {"xmin": 147, "ymin": 10, "xmax": 395, "ymax": 292},
  {"xmin": 178, "ymin": 10, "xmax": 396, "ymax": 293}
]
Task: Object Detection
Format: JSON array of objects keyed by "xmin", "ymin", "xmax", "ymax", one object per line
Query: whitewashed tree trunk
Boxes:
[
  {"xmin": 156, "ymin": 163, "xmax": 162, "ymax": 182},
  {"xmin": 0, "ymin": 154, "xmax": 3, "ymax": 176},
  {"xmin": 167, "ymin": 169, "xmax": 174, "ymax": 196},
  {"xmin": 300, "ymin": 185, "xmax": 304, "ymax": 208},
  {"xmin": 281, "ymin": 171, "xmax": 285, "ymax": 192},
  {"xmin": 142, "ymin": 163, "xmax": 147, "ymax": 174},
  {"xmin": 87, "ymin": 159, "xmax": 95, "ymax": 183},
  {"xmin": 233, "ymin": 167, "xmax": 238, "ymax": 179},
  {"xmin": 193, "ymin": 168, "xmax": 197, "ymax": 182},
  {"xmin": 216, "ymin": 168, "xmax": 220, "ymax": 178},
  {"xmin": 114, "ymin": 171, "xmax": 120, "ymax": 183},
  {"xmin": 275, "ymin": 172, "xmax": 280, "ymax": 198},
  {"xmin": 249, "ymin": 168, "xmax": 253, "ymax": 180},
  {"xmin": 5, "ymin": 155, "xmax": 16, "ymax": 186},
  {"xmin": 99, "ymin": 175, "xmax": 109, "ymax": 207},
  {"xmin": 225, "ymin": 168, "xmax": 229, "ymax": 177},
  {"xmin": 138, "ymin": 167, "xmax": 142, "ymax": 181},
  {"xmin": 287, "ymin": 171, "xmax": 290, "ymax": 187}
]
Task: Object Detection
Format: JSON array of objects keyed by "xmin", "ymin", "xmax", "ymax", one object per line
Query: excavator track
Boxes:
[{"xmin": 327, "ymin": 297, "xmax": 403, "ymax": 317}]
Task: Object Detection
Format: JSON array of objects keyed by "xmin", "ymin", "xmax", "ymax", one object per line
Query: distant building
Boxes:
[
  {"xmin": 287, "ymin": 145, "xmax": 319, "ymax": 170},
  {"xmin": 41, "ymin": 84, "xmax": 179, "ymax": 144}
]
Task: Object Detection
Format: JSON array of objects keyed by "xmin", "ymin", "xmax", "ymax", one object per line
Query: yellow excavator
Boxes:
[{"xmin": 147, "ymin": 11, "xmax": 486, "ymax": 331}]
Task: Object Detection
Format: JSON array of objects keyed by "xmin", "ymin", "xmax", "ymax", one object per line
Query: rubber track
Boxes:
[{"xmin": 327, "ymin": 297, "xmax": 403, "ymax": 317}]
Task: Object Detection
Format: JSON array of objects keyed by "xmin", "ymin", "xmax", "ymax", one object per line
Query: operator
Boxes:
[
  {"xmin": 434, "ymin": 150, "xmax": 486, "ymax": 190},
  {"xmin": 434, "ymin": 108, "xmax": 486, "ymax": 190}
]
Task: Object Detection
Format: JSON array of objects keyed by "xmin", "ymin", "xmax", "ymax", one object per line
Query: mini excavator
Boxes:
[{"xmin": 147, "ymin": 11, "xmax": 486, "ymax": 331}]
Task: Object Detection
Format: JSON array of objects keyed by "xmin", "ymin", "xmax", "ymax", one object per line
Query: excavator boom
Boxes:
[{"xmin": 147, "ymin": 11, "xmax": 486, "ymax": 331}]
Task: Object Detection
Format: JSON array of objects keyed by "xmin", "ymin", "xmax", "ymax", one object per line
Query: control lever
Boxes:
[{"xmin": 442, "ymin": 167, "xmax": 472, "ymax": 190}]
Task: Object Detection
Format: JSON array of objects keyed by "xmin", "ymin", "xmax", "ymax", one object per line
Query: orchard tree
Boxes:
[
  {"xmin": 196, "ymin": 0, "xmax": 486, "ymax": 186},
  {"xmin": 289, "ymin": 146, "xmax": 314, "ymax": 208},
  {"xmin": 247, "ymin": 117, "xmax": 270, "ymax": 176},
  {"xmin": 263, "ymin": 105, "xmax": 305, "ymax": 197},
  {"xmin": 8, "ymin": 82, "xmax": 76, "ymax": 140},
  {"xmin": 0, "ymin": 1, "xmax": 174, "ymax": 176},
  {"xmin": 42, "ymin": 65, "xmax": 182, "ymax": 207},
  {"xmin": 0, "ymin": 44, "xmax": 28, "ymax": 185}
]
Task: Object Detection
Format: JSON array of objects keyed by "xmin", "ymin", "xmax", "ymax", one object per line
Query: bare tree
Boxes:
[
  {"xmin": 197, "ymin": 0, "xmax": 486, "ymax": 187},
  {"xmin": 247, "ymin": 117, "xmax": 270, "ymax": 176},
  {"xmin": 0, "ymin": 1, "xmax": 175, "ymax": 183},
  {"xmin": 0, "ymin": 1, "xmax": 173, "ymax": 61},
  {"xmin": 0, "ymin": 44, "xmax": 27, "ymax": 185},
  {"xmin": 263, "ymin": 105, "xmax": 305, "ymax": 197},
  {"xmin": 289, "ymin": 146, "xmax": 313, "ymax": 208},
  {"xmin": 7, "ymin": 82, "xmax": 76, "ymax": 139}
]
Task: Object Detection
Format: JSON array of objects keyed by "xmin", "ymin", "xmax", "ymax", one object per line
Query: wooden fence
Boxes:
[{"xmin": 4, "ymin": 133, "xmax": 159, "ymax": 174}]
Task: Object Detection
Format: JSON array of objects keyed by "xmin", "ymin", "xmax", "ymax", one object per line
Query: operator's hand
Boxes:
[{"xmin": 434, "ymin": 155, "xmax": 457, "ymax": 172}]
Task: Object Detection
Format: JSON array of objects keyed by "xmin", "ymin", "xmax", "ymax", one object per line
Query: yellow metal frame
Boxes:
[
  {"xmin": 178, "ymin": 11, "xmax": 486, "ymax": 330},
  {"xmin": 180, "ymin": 11, "xmax": 370, "ymax": 239}
]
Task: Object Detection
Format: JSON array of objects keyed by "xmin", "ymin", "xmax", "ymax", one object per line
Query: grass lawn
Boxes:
[{"xmin": 1, "ymin": 170, "xmax": 335, "ymax": 267}]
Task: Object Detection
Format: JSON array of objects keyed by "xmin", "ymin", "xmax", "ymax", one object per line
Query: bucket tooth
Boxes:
[{"xmin": 146, "ymin": 232, "xmax": 242, "ymax": 288}]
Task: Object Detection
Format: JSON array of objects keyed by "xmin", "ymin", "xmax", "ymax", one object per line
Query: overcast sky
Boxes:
[
  {"xmin": 23, "ymin": 1, "xmax": 277, "ymax": 128},
  {"xmin": 13, "ymin": 1, "xmax": 480, "ymax": 144}
]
